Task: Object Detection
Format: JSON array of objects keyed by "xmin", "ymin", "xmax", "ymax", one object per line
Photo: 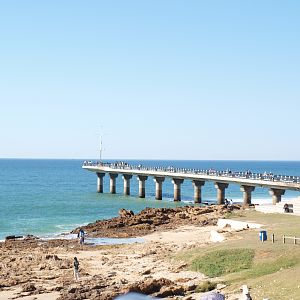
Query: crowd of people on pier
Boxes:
[{"xmin": 82, "ymin": 161, "xmax": 300, "ymax": 184}]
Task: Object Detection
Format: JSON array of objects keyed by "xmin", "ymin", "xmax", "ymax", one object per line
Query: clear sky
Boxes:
[{"xmin": 0, "ymin": 1, "xmax": 299, "ymax": 160}]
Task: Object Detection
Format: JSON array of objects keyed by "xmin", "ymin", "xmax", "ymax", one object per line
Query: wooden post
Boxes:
[
  {"xmin": 283, "ymin": 235, "xmax": 285, "ymax": 244},
  {"xmin": 294, "ymin": 236, "xmax": 296, "ymax": 245},
  {"xmin": 272, "ymin": 234, "xmax": 274, "ymax": 243}
]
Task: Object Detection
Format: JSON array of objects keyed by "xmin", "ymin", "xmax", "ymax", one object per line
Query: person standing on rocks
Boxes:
[
  {"xmin": 73, "ymin": 257, "xmax": 80, "ymax": 280},
  {"xmin": 78, "ymin": 228, "xmax": 85, "ymax": 245}
]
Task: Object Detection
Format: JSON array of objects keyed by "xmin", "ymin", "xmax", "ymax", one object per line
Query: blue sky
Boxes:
[{"xmin": 0, "ymin": 1, "xmax": 299, "ymax": 160}]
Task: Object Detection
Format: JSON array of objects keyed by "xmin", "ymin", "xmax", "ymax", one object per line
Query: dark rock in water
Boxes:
[
  {"xmin": 24, "ymin": 235, "xmax": 39, "ymax": 240},
  {"xmin": 5, "ymin": 235, "xmax": 23, "ymax": 240},
  {"xmin": 5, "ymin": 234, "xmax": 39, "ymax": 241}
]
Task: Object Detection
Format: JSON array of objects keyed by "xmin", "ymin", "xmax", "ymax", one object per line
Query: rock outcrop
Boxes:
[{"xmin": 72, "ymin": 205, "xmax": 237, "ymax": 238}]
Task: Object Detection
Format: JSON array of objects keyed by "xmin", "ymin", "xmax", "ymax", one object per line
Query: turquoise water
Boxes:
[{"xmin": 0, "ymin": 159, "xmax": 299, "ymax": 240}]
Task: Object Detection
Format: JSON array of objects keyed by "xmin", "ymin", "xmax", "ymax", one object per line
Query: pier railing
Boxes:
[{"xmin": 82, "ymin": 161, "xmax": 300, "ymax": 184}]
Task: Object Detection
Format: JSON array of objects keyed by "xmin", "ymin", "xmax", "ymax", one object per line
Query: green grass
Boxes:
[
  {"xmin": 223, "ymin": 211, "xmax": 245, "ymax": 219},
  {"xmin": 191, "ymin": 248, "xmax": 255, "ymax": 277},
  {"xmin": 247, "ymin": 255, "xmax": 298, "ymax": 278},
  {"xmin": 226, "ymin": 254, "xmax": 300, "ymax": 283}
]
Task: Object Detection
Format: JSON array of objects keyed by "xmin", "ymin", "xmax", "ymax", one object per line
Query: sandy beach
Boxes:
[{"xmin": 0, "ymin": 205, "xmax": 244, "ymax": 300}]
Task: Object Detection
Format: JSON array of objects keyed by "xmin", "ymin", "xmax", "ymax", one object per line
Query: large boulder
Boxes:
[{"xmin": 126, "ymin": 278, "xmax": 184, "ymax": 296}]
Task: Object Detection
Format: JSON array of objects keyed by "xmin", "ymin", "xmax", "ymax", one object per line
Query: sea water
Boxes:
[{"xmin": 0, "ymin": 159, "xmax": 299, "ymax": 240}]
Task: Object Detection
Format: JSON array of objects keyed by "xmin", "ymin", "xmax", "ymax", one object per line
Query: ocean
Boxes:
[{"xmin": 0, "ymin": 159, "xmax": 299, "ymax": 240}]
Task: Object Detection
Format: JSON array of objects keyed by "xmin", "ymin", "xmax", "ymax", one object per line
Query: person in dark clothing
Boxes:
[
  {"xmin": 283, "ymin": 203, "xmax": 289, "ymax": 213},
  {"xmin": 73, "ymin": 257, "xmax": 80, "ymax": 280},
  {"xmin": 78, "ymin": 228, "xmax": 85, "ymax": 244}
]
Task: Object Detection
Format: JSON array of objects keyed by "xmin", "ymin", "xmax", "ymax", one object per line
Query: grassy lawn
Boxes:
[
  {"xmin": 173, "ymin": 210, "xmax": 300, "ymax": 300},
  {"xmin": 191, "ymin": 248, "xmax": 255, "ymax": 277}
]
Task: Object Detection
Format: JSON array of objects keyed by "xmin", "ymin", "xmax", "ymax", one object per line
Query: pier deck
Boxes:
[{"xmin": 82, "ymin": 162, "xmax": 300, "ymax": 205}]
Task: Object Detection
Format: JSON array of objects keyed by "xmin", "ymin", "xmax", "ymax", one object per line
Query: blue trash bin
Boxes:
[{"xmin": 259, "ymin": 230, "xmax": 267, "ymax": 241}]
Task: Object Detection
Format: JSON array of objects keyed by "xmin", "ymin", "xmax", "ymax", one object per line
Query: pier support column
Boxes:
[
  {"xmin": 172, "ymin": 178, "xmax": 184, "ymax": 201},
  {"xmin": 192, "ymin": 180, "xmax": 205, "ymax": 203},
  {"xmin": 109, "ymin": 173, "xmax": 118, "ymax": 194},
  {"xmin": 269, "ymin": 188, "xmax": 285, "ymax": 205},
  {"xmin": 96, "ymin": 173, "xmax": 105, "ymax": 193},
  {"xmin": 122, "ymin": 174, "xmax": 132, "ymax": 196},
  {"xmin": 137, "ymin": 175, "xmax": 148, "ymax": 198},
  {"xmin": 214, "ymin": 182, "xmax": 229, "ymax": 205},
  {"xmin": 153, "ymin": 177, "xmax": 165, "ymax": 200},
  {"xmin": 240, "ymin": 185, "xmax": 255, "ymax": 205}
]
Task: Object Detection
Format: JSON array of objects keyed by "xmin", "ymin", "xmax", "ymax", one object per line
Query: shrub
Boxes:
[{"xmin": 195, "ymin": 281, "xmax": 217, "ymax": 292}]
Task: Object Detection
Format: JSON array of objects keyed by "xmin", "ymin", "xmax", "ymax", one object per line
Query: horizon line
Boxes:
[{"xmin": 0, "ymin": 157, "xmax": 300, "ymax": 162}]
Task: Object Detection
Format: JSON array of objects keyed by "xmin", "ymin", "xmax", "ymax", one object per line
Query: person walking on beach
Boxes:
[
  {"xmin": 78, "ymin": 228, "xmax": 85, "ymax": 245},
  {"xmin": 73, "ymin": 257, "xmax": 80, "ymax": 280},
  {"xmin": 229, "ymin": 199, "xmax": 233, "ymax": 209}
]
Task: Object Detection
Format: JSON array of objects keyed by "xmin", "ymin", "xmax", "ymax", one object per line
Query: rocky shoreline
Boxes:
[
  {"xmin": 0, "ymin": 205, "xmax": 241, "ymax": 300},
  {"xmin": 72, "ymin": 205, "xmax": 236, "ymax": 238}
]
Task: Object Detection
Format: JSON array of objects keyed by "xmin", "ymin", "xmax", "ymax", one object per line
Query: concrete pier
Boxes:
[
  {"xmin": 172, "ymin": 178, "xmax": 184, "ymax": 201},
  {"xmin": 215, "ymin": 182, "xmax": 229, "ymax": 205},
  {"xmin": 137, "ymin": 175, "xmax": 148, "ymax": 198},
  {"xmin": 83, "ymin": 162, "xmax": 300, "ymax": 205},
  {"xmin": 123, "ymin": 174, "xmax": 132, "ymax": 195},
  {"xmin": 153, "ymin": 177, "xmax": 165, "ymax": 200},
  {"xmin": 240, "ymin": 185, "xmax": 255, "ymax": 205},
  {"xmin": 96, "ymin": 172, "xmax": 105, "ymax": 193},
  {"xmin": 269, "ymin": 188, "xmax": 285, "ymax": 204},
  {"xmin": 192, "ymin": 180, "xmax": 205, "ymax": 203},
  {"xmin": 109, "ymin": 173, "xmax": 118, "ymax": 194}
]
